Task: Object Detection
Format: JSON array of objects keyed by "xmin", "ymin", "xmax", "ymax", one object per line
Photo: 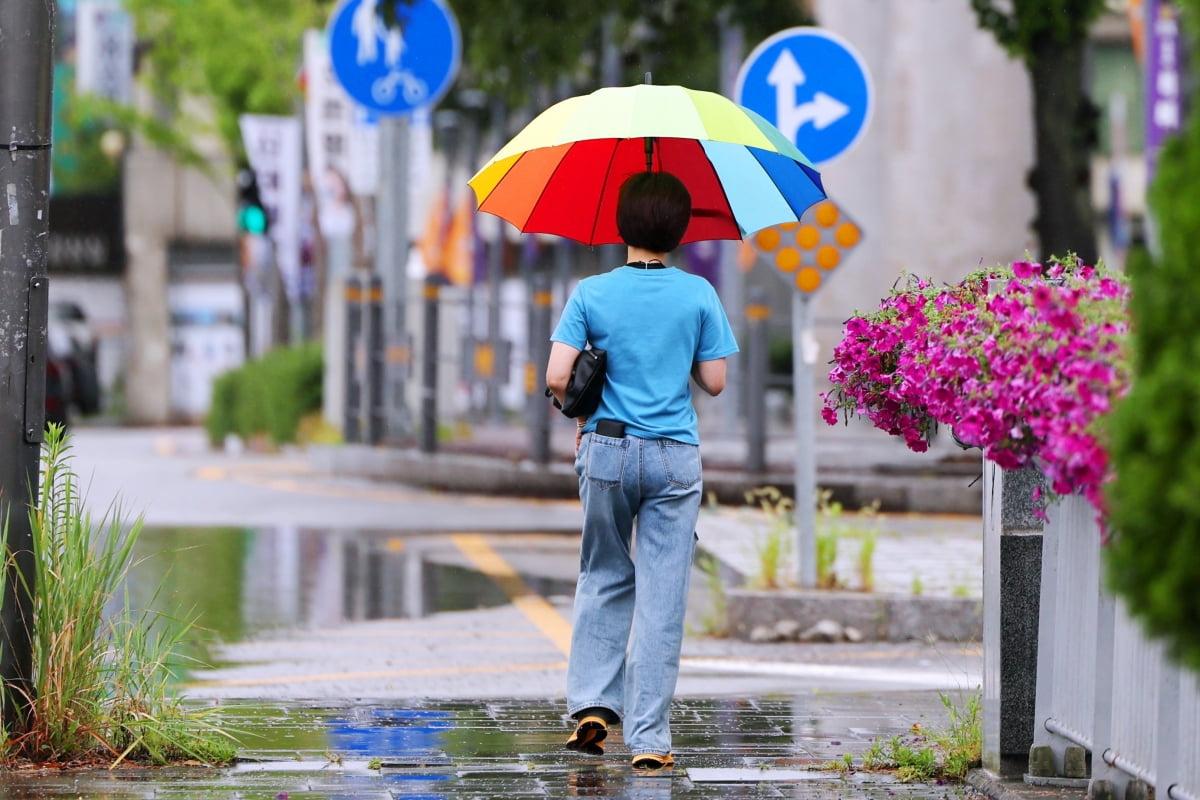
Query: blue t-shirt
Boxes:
[{"xmin": 551, "ymin": 265, "xmax": 739, "ymax": 444}]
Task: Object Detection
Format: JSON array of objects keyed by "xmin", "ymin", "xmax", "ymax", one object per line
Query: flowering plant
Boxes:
[{"xmin": 821, "ymin": 257, "xmax": 1131, "ymax": 514}]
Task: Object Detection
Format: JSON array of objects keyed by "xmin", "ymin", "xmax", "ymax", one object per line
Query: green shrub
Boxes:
[
  {"xmin": 204, "ymin": 369, "xmax": 240, "ymax": 446},
  {"xmin": 1104, "ymin": 0, "xmax": 1200, "ymax": 674},
  {"xmin": 204, "ymin": 342, "xmax": 323, "ymax": 448}
]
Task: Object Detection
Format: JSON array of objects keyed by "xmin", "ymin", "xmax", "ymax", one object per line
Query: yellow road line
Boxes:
[
  {"xmin": 451, "ymin": 533, "xmax": 574, "ymax": 658},
  {"xmin": 187, "ymin": 660, "xmax": 567, "ymax": 689}
]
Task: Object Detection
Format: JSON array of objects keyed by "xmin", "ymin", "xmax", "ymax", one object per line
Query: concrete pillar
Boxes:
[
  {"xmin": 122, "ymin": 145, "xmax": 174, "ymax": 424},
  {"xmin": 810, "ymin": 0, "xmax": 1034, "ymax": 369},
  {"xmin": 982, "ymin": 462, "xmax": 1044, "ymax": 776}
]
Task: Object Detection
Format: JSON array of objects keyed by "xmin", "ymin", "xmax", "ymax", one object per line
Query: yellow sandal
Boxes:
[
  {"xmin": 566, "ymin": 716, "xmax": 608, "ymax": 754},
  {"xmin": 631, "ymin": 752, "xmax": 675, "ymax": 771}
]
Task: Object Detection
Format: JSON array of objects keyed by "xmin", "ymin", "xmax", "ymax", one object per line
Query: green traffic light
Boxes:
[{"xmin": 238, "ymin": 205, "xmax": 267, "ymax": 235}]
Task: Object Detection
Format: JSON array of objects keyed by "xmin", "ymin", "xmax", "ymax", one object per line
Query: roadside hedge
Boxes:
[
  {"xmin": 1104, "ymin": 0, "xmax": 1200, "ymax": 674},
  {"xmin": 204, "ymin": 342, "xmax": 323, "ymax": 448}
]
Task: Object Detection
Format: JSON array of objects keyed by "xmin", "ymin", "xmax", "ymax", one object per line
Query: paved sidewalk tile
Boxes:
[{"xmin": 0, "ymin": 697, "xmax": 984, "ymax": 799}]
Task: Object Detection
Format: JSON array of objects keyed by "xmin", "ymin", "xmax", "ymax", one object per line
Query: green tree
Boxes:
[
  {"xmin": 121, "ymin": 1, "xmax": 809, "ymax": 154},
  {"xmin": 450, "ymin": 1, "xmax": 809, "ymax": 102},
  {"xmin": 1105, "ymin": 0, "xmax": 1200, "ymax": 674},
  {"xmin": 122, "ymin": 0, "xmax": 328, "ymax": 154},
  {"xmin": 971, "ymin": 0, "xmax": 1104, "ymax": 264}
]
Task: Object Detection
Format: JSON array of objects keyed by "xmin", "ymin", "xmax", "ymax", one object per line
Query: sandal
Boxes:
[
  {"xmin": 566, "ymin": 715, "xmax": 609, "ymax": 754},
  {"xmin": 631, "ymin": 753, "xmax": 675, "ymax": 771}
]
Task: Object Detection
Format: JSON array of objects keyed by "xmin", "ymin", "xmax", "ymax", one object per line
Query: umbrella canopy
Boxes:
[{"xmin": 468, "ymin": 84, "xmax": 826, "ymax": 246}]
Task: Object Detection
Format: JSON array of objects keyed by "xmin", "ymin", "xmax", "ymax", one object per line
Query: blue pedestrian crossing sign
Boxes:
[
  {"xmin": 735, "ymin": 27, "xmax": 872, "ymax": 165},
  {"xmin": 327, "ymin": 0, "xmax": 460, "ymax": 116}
]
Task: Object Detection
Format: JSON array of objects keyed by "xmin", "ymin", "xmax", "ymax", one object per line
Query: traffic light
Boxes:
[{"xmin": 236, "ymin": 167, "xmax": 268, "ymax": 235}]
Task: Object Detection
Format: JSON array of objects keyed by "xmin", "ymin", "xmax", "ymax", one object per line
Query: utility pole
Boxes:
[{"xmin": 0, "ymin": 0, "xmax": 55, "ymax": 726}]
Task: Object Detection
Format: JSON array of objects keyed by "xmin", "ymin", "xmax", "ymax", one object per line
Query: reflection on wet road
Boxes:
[
  {"xmin": 132, "ymin": 526, "xmax": 578, "ymax": 646},
  {"xmin": 0, "ymin": 698, "xmax": 983, "ymax": 799},
  {"xmin": 124, "ymin": 525, "xmax": 979, "ymax": 701}
]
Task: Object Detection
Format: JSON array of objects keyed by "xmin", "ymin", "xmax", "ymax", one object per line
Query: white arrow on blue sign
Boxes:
[
  {"xmin": 735, "ymin": 27, "xmax": 872, "ymax": 165},
  {"xmin": 328, "ymin": 0, "xmax": 460, "ymax": 116}
]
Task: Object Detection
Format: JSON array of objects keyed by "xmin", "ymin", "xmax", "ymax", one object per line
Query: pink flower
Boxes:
[
  {"xmin": 1012, "ymin": 260, "xmax": 1042, "ymax": 279},
  {"xmin": 822, "ymin": 257, "xmax": 1129, "ymax": 522}
]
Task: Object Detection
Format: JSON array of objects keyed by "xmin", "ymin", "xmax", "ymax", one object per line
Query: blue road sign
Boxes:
[
  {"xmin": 328, "ymin": 0, "xmax": 460, "ymax": 116},
  {"xmin": 735, "ymin": 27, "xmax": 872, "ymax": 165}
]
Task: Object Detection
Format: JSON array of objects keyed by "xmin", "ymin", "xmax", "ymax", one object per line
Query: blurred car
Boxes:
[
  {"xmin": 44, "ymin": 301, "xmax": 102, "ymax": 427},
  {"xmin": 44, "ymin": 346, "xmax": 71, "ymax": 429},
  {"xmin": 51, "ymin": 300, "xmax": 97, "ymax": 365}
]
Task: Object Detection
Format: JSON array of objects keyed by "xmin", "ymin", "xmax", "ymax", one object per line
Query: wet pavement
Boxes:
[
  {"xmin": 0, "ymin": 696, "xmax": 983, "ymax": 799},
  {"xmin": 31, "ymin": 426, "xmax": 1012, "ymax": 800}
]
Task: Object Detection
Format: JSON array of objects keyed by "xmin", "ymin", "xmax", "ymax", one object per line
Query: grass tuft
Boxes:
[{"xmin": 856, "ymin": 689, "xmax": 982, "ymax": 782}]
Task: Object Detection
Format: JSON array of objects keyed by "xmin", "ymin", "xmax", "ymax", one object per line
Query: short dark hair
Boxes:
[{"xmin": 616, "ymin": 171, "xmax": 692, "ymax": 253}]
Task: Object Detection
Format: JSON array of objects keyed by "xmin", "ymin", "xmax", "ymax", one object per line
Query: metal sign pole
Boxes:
[
  {"xmin": 325, "ymin": 0, "xmax": 461, "ymax": 443},
  {"xmin": 792, "ymin": 291, "xmax": 817, "ymax": 588},
  {"xmin": 745, "ymin": 290, "xmax": 769, "ymax": 474},
  {"xmin": 378, "ymin": 115, "xmax": 413, "ymax": 442}
]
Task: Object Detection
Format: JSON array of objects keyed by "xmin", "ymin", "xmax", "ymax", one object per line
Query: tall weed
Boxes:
[
  {"xmin": 744, "ymin": 487, "xmax": 882, "ymax": 591},
  {"xmin": 744, "ymin": 487, "xmax": 793, "ymax": 589},
  {"xmin": 0, "ymin": 426, "xmax": 236, "ymax": 766}
]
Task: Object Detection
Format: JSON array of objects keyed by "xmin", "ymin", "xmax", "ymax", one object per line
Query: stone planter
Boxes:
[{"xmin": 726, "ymin": 588, "xmax": 982, "ymax": 643}]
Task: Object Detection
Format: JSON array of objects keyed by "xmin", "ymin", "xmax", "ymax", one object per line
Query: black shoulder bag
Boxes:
[{"xmin": 546, "ymin": 347, "xmax": 607, "ymax": 418}]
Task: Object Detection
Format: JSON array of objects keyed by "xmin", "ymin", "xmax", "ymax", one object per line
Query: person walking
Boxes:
[{"xmin": 545, "ymin": 170, "xmax": 739, "ymax": 772}]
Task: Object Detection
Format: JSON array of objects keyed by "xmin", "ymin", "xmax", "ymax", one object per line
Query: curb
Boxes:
[
  {"xmin": 312, "ymin": 445, "xmax": 982, "ymax": 515},
  {"xmin": 967, "ymin": 768, "xmax": 1088, "ymax": 800}
]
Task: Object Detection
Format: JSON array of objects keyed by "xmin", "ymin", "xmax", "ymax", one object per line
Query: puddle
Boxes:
[{"xmin": 124, "ymin": 527, "xmax": 577, "ymax": 665}]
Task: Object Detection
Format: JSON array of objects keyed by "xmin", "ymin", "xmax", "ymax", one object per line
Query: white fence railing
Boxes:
[{"xmin": 1032, "ymin": 495, "xmax": 1200, "ymax": 800}]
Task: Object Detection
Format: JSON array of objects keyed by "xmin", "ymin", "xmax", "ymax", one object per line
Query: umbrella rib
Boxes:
[{"xmin": 587, "ymin": 143, "xmax": 624, "ymax": 247}]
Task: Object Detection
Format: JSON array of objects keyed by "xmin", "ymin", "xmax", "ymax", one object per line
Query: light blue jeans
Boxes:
[{"xmin": 567, "ymin": 431, "xmax": 702, "ymax": 758}]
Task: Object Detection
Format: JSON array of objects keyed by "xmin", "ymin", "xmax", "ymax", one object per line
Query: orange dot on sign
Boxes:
[
  {"xmin": 775, "ymin": 247, "xmax": 801, "ymax": 272},
  {"xmin": 836, "ymin": 222, "xmax": 861, "ymax": 247},
  {"xmin": 796, "ymin": 225, "xmax": 820, "ymax": 250},
  {"xmin": 796, "ymin": 266, "xmax": 822, "ymax": 292},
  {"xmin": 814, "ymin": 201, "xmax": 839, "ymax": 227},
  {"xmin": 755, "ymin": 228, "xmax": 781, "ymax": 251},
  {"xmin": 816, "ymin": 245, "xmax": 841, "ymax": 270},
  {"xmin": 778, "ymin": 221, "xmax": 799, "ymax": 231}
]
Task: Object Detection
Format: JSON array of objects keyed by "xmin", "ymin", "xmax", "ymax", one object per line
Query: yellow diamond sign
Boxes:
[{"xmin": 752, "ymin": 199, "xmax": 862, "ymax": 294}]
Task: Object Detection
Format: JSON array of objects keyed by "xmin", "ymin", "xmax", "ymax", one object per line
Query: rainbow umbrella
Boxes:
[{"xmin": 467, "ymin": 84, "xmax": 825, "ymax": 245}]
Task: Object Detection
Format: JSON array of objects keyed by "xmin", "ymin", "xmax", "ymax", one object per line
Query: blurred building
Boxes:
[{"xmin": 50, "ymin": 0, "xmax": 243, "ymax": 424}]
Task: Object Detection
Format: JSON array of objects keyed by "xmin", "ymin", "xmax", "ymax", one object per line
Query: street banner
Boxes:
[
  {"xmin": 75, "ymin": 0, "xmax": 133, "ymax": 104},
  {"xmin": 240, "ymin": 114, "xmax": 303, "ymax": 301},
  {"xmin": 303, "ymin": 28, "xmax": 379, "ymax": 242},
  {"xmin": 418, "ymin": 189, "xmax": 473, "ymax": 285},
  {"xmin": 1145, "ymin": 0, "xmax": 1183, "ymax": 183}
]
